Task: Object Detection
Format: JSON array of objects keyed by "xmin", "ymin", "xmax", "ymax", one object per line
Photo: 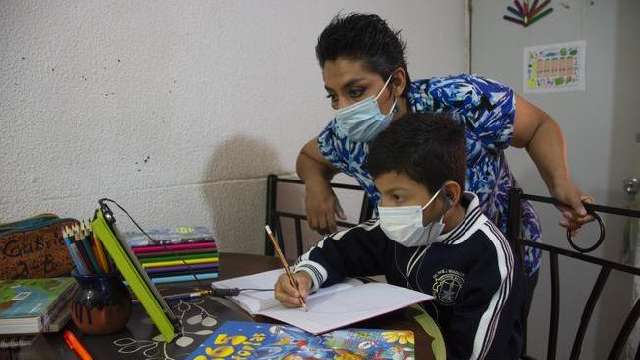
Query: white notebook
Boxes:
[{"xmin": 211, "ymin": 269, "xmax": 432, "ymax": 335}]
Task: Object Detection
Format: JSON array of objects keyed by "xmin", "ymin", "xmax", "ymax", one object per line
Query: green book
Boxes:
[
  {"xmin": 138, "ymin": 251, "xmax": 219, "ymax": 264},
  {"xmin": 0, "ymin": 278, "xmax": 77, "ymax": 334}
]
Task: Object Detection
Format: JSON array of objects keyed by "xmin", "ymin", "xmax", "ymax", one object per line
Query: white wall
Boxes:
[
  {"xmin": 472, "ymin": 0, "xmax": 637, "ymax": 359},
  {"xmin": 0, "ymin": 1, "xmax": 467, "ymax": 254}
]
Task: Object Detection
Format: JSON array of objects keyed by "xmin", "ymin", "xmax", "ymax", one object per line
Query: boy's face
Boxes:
[{"xmin": 374, "ymin": 171, "xmax": 446, "ymax": 225}]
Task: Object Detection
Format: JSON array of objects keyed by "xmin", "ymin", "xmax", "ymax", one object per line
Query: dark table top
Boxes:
[{"xmin": 1, "ymin": 253, "xmax": 436, "ymax": 360}]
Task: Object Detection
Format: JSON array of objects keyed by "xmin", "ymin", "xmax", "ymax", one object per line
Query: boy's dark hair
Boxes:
[
  {"xmin": 316, "ymin": 13, "xmax": 410, "ymax": 96},
  {"xmin": 366, "ymin": 113, "xmax": 466, "ymax": 194}
]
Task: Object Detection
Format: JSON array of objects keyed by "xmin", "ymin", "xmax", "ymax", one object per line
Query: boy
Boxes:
[{"xmin": 275, "ymin": 112, "xmax": 523, "ymax": 359}]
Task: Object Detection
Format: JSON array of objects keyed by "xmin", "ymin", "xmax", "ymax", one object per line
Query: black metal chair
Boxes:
[
  {"xmin": 507, "ymin": 188, "xmax": 640, "ymax": 360},
  {"xmin": 264, "ymin": 174, "xmax": 374, "ymax": 258}
]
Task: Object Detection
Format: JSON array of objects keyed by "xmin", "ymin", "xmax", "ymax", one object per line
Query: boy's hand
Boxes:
[{"xmin": 274, "ymin": 272, "xmax": 313, "ymax": 308}]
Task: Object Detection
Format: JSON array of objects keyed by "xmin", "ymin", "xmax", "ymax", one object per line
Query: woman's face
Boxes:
[{"xmin": 322, "ymin": 58, "xmax": 401, "ymax": 115}]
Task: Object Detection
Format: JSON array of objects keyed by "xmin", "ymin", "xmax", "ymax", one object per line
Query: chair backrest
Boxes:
[
  {"xmin": 265, "ymin": 174, "xmax": 374, "ymax": 258},
  {"xmin": 507, "ymin": 188, "xmax": 640, "ymax": 360}
]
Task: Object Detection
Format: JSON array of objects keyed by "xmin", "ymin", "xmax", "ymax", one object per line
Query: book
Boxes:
[
  {"xmin": 149, "ymin": 272, "xmax": 219, "ymax": 285},
  {"xmin": 124, "ymin": 226, "xmax": 215, "ymax": 247},
  {"xmin": 211, "ymin": 269, "xmax": 432, "ymax": 335},
  {"xmin": 138, "ymin": 251, "xmax": 219, "ymax": 264},
  {"xmin": 0, "ymin": 334, "xmax": 37, "ymax": 349},
  {"xmin": 141, "ymin": 256, "xmax": 219, "ymax": 269},
  {"xmin": 132, "ymin": 241, "xmax": 217, "ymax": 256},
  {"xmin": 187, "ymin": 320, "xmax": 416, "ymax": 360},
  {"xmin": 146, "ymin": 263, "xmax": 218, "ymax": 274},
  {"xmin": 0, "ymin": 277, "xmax": 77, "ymax": 334}
]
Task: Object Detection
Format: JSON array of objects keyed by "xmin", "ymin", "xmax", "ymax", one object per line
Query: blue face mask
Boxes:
[{"xmin": 334, "ymin": 76, "xmax": 398, "ymax": 142}]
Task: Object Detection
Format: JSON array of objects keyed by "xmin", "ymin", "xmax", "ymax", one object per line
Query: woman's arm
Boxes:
[
  {"xmin": 296, "ymin": 139, "xmax": 346, "ymax": 234},
  {"xmin": 512, "ymin": 95, "xmax": 593, "ymax": 230}
]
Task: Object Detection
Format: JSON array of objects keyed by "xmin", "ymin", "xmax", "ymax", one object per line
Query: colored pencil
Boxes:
[
  {"xmin": 503, "ymin": 15, "xmax": 526, "ymax": 26},
  {"xmin": 507, "ymin": 5, "xmax": 522, "ymax": 18},
  {"xmin": 79, "ymin": 222, "xmax": 101, "ymax": 274},
  {"xmin": 528, "ymin": 7, "xmax": 553, "ymax": 26},
  {"xmin": 69, "ymin": 226, "xmax": 93, "ymax": 274},
  {"xmin": 91, "ymin": 230, "xmax": 110, "ymax": 273},
  {"xmin": 62, "ymin": 227, "xmax": 89, "ymax": 275},
  {"xmin": 530, "ymin": 0, "xmax": 550, "ymax": 18}
]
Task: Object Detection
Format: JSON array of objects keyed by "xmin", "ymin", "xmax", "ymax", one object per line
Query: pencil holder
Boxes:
[{"xmin": 70, "ymin": 270, "xmax": 132, "ymax": 335}]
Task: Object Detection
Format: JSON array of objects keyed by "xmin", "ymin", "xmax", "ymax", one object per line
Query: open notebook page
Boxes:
[
  {"xmin": 211, "ymin": 269, "xmax": 364, "ymax": 314},
  {"xmin": 259, "ymin": 282, "xmax": 432, "ymax": 335},
  {"xmin": 212, "ymin": 269, "xmax": 432, "ymax": 335}
]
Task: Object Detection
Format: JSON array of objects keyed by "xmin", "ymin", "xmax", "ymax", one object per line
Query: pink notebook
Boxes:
[{"xmin": 132, "ymin": 242, "xmax": 216, "ymax": 254}]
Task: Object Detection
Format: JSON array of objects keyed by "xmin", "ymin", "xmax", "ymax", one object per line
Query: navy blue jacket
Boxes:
[{"xmin": 294, "ymin": 192, "xmax": 524, "ymax": 360}]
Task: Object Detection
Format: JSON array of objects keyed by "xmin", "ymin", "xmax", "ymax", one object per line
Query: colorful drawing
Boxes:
[
  {"xmin": 524, "ymin": 41, "xmax": 586, "ymax": 93},
  {"xmin": 503, "ymin": 0, "xmax": 553, "ymax": 28},
  {"xmin": 187, "ymin": 321, "xmax": 415, "ymax": 360}
]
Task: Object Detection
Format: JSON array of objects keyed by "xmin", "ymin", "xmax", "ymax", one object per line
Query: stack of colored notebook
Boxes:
[{"xmin": 124, "ymin": 227, "xmax": 219, "ymax": 284}]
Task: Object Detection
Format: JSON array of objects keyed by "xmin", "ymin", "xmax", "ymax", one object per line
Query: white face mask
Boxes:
[
  {"xmin": 334, "ymin": 75, "xmax": 398, "ymax": 142},
  {"xmin": 379, "ymin": 188, "xmax": 447, "ymax": 247}
]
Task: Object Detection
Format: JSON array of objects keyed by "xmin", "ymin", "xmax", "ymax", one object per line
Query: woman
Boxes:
[{"xmin": 296, "ymin": 13, "xmax": 593, "ymax": 321}]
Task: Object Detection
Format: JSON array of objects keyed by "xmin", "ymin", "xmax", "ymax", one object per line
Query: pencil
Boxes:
[
  {"xmin": 265, "ymin": 225, "xmax": 307, "ymax": 311},
  {"xmin": 69, "ymin": 226, "xmax": 93, "ymax": 274},
  {"xmin": 88, "ymin": 222, "xmax": 107, "ymax": 273},
  {"xmin": 79, "ymin": 222, "xmax": 101, "ymax": 274},
  {"xmin": 62, "ymin": 227, "xmax": 89, "ymax": 275},
  {"xmin": 89, "ymin": 224, "xmax": 109, "ymax": 273},
  {"xmin": 527, "ymin": 7, "xmax": 553, "ymax": 27}
]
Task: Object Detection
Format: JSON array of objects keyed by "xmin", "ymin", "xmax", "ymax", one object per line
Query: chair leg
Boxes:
[{"xmin": 265, "ymin": 174, "xmax": 278, "ymax": 256}]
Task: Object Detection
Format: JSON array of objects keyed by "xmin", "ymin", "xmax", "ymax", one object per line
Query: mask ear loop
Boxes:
[
  {"xmin": 374, "ymin": 75, "xmax": 395, "ymax": 100},
  {"xmin": 375, "ymin": 75, "xmax": 398, "ymax": 118}
]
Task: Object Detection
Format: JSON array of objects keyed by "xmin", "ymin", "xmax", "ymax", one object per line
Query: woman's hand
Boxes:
[
  {"xmin": 550, "ymin": 179, "xmax": 594, "ymax": 236},
  {"xmin": 305, "ymin": 181, "xmax": 346, "ymax": 235},
  {"xmin": 296, "ymin": 139, "xmax": 345, "ymax": 235},
  {"xmin": 274, "ymin": 272, "xmax": 313, "ymax": 308}
]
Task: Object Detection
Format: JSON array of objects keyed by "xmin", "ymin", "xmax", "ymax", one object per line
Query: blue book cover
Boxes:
[
  {"xmin": 149, "ymin": 272, "xmax": 218, "ymax": 285},
  {"xmin": 187, "ymin": 320, "xmax": 415, "ymax": 360},
  {"xmin": 0, "ymin": 278, "xmax": 75, "ymax": 318},
  {"xmin": 124, "ymin": 226, "xmax": 215, "ymax": 247}
]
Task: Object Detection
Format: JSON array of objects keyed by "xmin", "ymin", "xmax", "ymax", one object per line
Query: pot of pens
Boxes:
[{"xmin": 63, "ymin": 223, "xmax": 132, "ymax": 335}]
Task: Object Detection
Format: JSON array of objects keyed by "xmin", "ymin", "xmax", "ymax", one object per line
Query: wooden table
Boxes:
[{"xmin": 1, "ymin": 253, "xmax": 436, "ymax": 360}]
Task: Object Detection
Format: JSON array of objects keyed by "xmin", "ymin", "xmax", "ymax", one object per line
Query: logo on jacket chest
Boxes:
[{"xmin": 432, "ymin": 269, "xmax": 465, "ymax": 306}]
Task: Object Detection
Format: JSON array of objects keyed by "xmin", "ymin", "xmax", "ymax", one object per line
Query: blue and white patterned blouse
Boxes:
[{"xmin": 317, "ymin": 74, "xmax": 541, "ymax": 275}]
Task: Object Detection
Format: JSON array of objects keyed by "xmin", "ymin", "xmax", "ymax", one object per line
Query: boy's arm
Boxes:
[
  {"xmin": 441, "ymin": 236, "xmax": 518, "ymax": 360},
  {"xmin": 293, "ymin": 220, "xmax": 388, "ymax": 292}
]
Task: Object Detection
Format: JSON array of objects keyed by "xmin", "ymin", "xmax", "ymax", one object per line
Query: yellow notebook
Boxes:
[
  {"xmin": 142, "ymin": 257, "xmax": 219, "ymax": 269},
  {"xmin": 91, "ymin": 203, "xmax": 179, "ymax": 342}
]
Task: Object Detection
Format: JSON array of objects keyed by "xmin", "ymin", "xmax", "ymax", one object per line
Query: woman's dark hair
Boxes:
[
  {"xmin": 316, "ymin": 13, "xmax": 410, "ymax": 95},
  {"xmin": 366, "ymin": 112, "xmax": 466, "ymax": 194}
]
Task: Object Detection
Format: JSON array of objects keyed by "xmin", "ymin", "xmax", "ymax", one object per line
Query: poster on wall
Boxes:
[{"xmin": 523, "ymin": 40, "xmax": 586, "ymax": 93}]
